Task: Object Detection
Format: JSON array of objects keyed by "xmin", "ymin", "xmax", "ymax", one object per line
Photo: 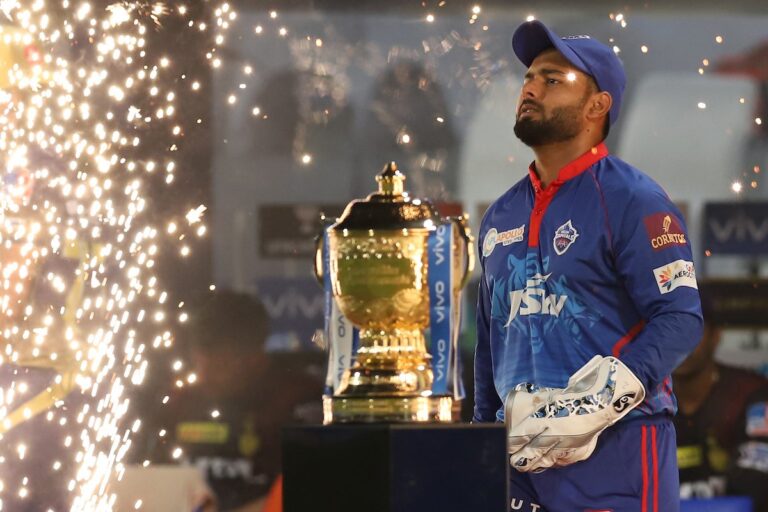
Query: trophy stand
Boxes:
[{"xmin": 282, "ymin": 423, "xmax": 508, "ymax": 512}]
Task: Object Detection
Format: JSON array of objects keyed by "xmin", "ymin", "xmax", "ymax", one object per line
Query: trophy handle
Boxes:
[
  {"xmin": 450, "ymin": 215, "xmax": 475, "ymax": 289},
  {"xmin": 313, "ymin": 232, "xmax": 325, "ymax": 287}
]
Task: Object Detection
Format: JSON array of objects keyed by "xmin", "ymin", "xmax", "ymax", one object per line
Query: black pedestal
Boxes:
[{"xmin": 282, "ymin": 423, "xmax": 508, "ymax": 512}]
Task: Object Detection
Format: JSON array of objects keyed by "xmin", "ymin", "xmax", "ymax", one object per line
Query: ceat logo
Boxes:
[
  {"xmin": 483, "ymin": 225, "xmax": 525, "ymax": 257},
  {"xmin": 553, "ymin": 220, "xmax": 579, "ymax": 255},
  {"xmin": 644, "ymin": 212, "xmax": 686, "ymax": 251},
  {"xmin": 653, "ymin": 259, "xmax": 698, "ymax": 294}
]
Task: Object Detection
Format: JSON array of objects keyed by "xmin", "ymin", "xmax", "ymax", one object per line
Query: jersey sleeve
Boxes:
[
  {"xmin": 473, "ymin": 257, "xmax": 502, "ymax": 422},
  {"xmin": 610, "ymin": 185, "xmax": 703, "ymax": 392}
]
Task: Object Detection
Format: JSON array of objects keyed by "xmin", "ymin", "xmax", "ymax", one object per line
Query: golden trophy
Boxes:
[{"xmin": 314, "ymin": 162, "xmax": 473, "ymax": 423}]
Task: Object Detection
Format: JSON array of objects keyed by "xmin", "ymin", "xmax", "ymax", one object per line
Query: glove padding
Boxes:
[{"xmin": 505, "ymin": 355, "xmax": 645, "ymax": 473}]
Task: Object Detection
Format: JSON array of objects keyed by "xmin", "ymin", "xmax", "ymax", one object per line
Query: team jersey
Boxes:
[{"xmin": 474, "ymin": 143, "xmax": 703, "ymax": 423}]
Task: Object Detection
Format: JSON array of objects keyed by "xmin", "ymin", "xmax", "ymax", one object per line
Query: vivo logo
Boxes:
[
  {"xmin": 434, "ymin": 280, "xmax": 447, "ymax": 323},
  {"xmin": 434, "ymin": 338, "xmax": 447, "ymax": 382},
  {"xmin": 433, "ymin": 224, "xmax": 447, "ymax": 265},
  {"xmin": 262, "ymin": 290, "xmax": 324, "ymax": 319},
  {"xmin": 708, "ymin": 213, "xmax": 768, "ymax": 243}
]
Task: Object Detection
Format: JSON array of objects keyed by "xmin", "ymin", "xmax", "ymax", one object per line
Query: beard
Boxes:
[{"xmin": 513, "ymin": 103, "xmax": 585, "ymax": 147}]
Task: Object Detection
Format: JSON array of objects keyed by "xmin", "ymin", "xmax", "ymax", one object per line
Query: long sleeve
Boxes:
[
  {"xmin": 473, "ymin": 273, "xmax": 502, "ymax": 422},
  {"xmin": 610, "ymin": 187, "xmax": 703, "ymax": 392}
]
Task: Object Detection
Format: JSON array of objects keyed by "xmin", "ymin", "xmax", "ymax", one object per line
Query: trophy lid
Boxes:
[{"xmin": 331, "ymin": 162, "xmax": 441, "ymax": 231}]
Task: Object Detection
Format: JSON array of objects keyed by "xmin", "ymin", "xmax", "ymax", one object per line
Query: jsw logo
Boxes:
[{"xmin": 505, "ymin": 273, "xmax": 568, "ymax": 326}]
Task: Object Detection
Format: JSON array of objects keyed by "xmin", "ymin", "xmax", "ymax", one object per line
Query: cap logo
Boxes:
[{"xmin": 561, "ymin": 35, "xmax": 591, "ymax": 40}]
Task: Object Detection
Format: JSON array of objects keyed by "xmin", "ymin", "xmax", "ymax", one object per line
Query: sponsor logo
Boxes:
[
  {"xmin": 562, "ymin": 35, "xmax": 591, "ymax": 40},
  {"xmin": 505, "ymin": 273, "xmax": 568, "ymax": 326},
  {"xmin": 612, "ymin": 392, "xmax": 637, "ymax": 413},
  {"xmin": 195, "ymin": 456, "xmax": 269, "ymax": 484},
  {"xmin": 433, "ymin": 224, "xmax": 448, "ymax": 264},
  {"xmin": 644, "ymin": 212, "xmax": 687, "ymax": 251},
  {"xmin": 482, "ymin": 225, "xmax": 525, "ymax": 257},
  {"xmin": 553, "ymin": 220, "xmax": 579, "ymax": 255},
  {"xmin": 708, "ymin": 209, "xmax": 768, "ymax": 244},
  {"xmin": 653, "ymin": 259, "xmax": 698, "ymax": 294},
  {"xmin": 736, "ymin": 441, "xmax": 768, "ymax": 473},
  {"xmin": 747, "ymin": 402, "xmax": 768, "ymax": 437}
]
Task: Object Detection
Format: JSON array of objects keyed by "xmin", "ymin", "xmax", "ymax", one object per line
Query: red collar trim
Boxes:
[{"xmin": 528, "ymin": 143, "xmax": 609, "ymax": 192}]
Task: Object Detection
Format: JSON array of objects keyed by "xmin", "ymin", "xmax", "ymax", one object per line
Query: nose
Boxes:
[{"xmin": 520, "ymin": 77, "xmax": 541, "ymax": 99}]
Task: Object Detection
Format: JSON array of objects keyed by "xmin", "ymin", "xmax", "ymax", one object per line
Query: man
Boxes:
[
  {"xmin": 474, "ymin": 20, "xmax": 703, "ymax": 511},
  {"xmin": 674, "ymin": 288, "xmax": 768, "ymax": 508}
]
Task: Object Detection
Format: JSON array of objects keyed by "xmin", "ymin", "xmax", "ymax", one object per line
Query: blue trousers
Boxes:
[{"xmin": 509, "ymin": 415, "xmax": 679, "ymax": 512}]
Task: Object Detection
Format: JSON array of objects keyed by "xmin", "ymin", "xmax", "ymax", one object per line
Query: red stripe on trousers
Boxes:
[
  {"xmin": 641, "ymin": 425, "xmax": 648, "ymax": 512},
  {"xmin": 652, "ymin": 426, "xmax": 659, "ymax": 512}
]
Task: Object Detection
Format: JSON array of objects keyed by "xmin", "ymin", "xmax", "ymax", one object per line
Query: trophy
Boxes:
[{"xmin": 314, "ymin": 162, "xmax": 473, "ymax": 423}]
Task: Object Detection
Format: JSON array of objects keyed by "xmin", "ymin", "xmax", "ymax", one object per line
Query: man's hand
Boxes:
[{"xmin": 505, "ymin": 356, "xmax": 645, "ymax": 473}]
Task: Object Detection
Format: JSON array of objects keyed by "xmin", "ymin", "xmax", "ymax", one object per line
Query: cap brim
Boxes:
[{"xmin": 512, "ymin": 20, "xmax": 591, "ymax": 77}]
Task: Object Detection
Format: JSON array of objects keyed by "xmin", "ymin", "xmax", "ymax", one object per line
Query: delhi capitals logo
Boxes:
[{"xmin": 553, "ymin": 220, "xmax": 579, "ymax": 255}]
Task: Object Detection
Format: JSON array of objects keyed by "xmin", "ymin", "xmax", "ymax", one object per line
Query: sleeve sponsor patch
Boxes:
[
  {"xmin": 653, "ymin": 259, "xmax": 697, "ymax": 294},
  {"xmin": 644, "ymin": 212, "xmax": 687, "ymax": 251},
  {"xmin": 747, "ymin": 402, "xmax": 768, "ymax": 437}
]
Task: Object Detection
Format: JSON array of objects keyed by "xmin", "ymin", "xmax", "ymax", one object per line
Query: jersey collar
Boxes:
[{"xmin": 528, "ymin": 142, "xmax": 609, "ymax": 193}]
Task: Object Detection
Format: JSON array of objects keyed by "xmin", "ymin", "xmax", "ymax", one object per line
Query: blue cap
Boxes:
[{"xmin": 512, "ymin": 20, "xmax": 626, "ymax": 126}]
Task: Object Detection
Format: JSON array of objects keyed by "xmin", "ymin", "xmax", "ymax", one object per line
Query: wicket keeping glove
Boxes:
[{"xmin": 505, "ymin": 355, "xmax": 645, "ymax": 473}]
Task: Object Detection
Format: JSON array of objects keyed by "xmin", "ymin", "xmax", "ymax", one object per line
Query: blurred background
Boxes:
[
  {"xmin": 3, "ymin": 0, "xmax": 768, "ymax": 511},
  {"xmin": 193, "ymin": 1, "xmax": 768, "ymax": 511}
]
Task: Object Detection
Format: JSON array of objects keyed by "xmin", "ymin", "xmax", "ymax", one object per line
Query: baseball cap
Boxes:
[{"xmin": 512, "ymin": 20, "xmax": 626, "ymax": 125}]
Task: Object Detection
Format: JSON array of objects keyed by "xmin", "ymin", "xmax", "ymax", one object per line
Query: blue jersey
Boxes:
[{"xmin": 474, "ymin": 143, "xmax": 703, "ymax": 423}]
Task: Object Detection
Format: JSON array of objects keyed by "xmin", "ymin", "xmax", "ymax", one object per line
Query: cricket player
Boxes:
[{"xmin": 473, "ymin": 20, "xmax": 703, "ymax": 511}]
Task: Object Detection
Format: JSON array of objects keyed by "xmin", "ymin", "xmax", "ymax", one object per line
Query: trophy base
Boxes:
[{"xmin": 323, "ymin": 395, "xmax": 453, "ymax": 424}]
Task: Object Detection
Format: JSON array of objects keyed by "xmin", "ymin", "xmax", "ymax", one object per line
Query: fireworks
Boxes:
[{"xmin": 0, "ymin": 1, "xmax": 226, "ymax": 509}]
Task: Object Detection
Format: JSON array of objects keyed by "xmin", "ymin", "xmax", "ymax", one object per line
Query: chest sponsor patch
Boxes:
[
  {"xmin": 482, "ymin": 225, "xmax": 525, "ymax": 257},
  {"xmin": 553, "ymin": 220, "xmax": 579, "ymax": 255},
  {"xmin": 747, "ymin": 402, "xmax": 768, "ymax": 437},
  {"xmin": 653, "ymin": 259, "xmax": 697, "ymax": 294},
  {"xmin": 644, "ymin": 212, "xmax": 687, "ymax": 251}
]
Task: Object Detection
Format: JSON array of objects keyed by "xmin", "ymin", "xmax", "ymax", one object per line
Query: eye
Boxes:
[{"xmin": 547, "ymin": 78, "xmax": 560, "ymax": 85}]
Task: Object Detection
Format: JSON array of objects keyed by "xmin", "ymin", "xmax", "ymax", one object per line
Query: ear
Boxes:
[{"xmin": 586, "ymin": 91, "xmax": 612, "ymax": 122}]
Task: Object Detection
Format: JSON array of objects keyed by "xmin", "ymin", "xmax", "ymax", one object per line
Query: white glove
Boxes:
[{"xmin": 505, "ymin": 355, "xmax": 645, "ymax": 473}]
